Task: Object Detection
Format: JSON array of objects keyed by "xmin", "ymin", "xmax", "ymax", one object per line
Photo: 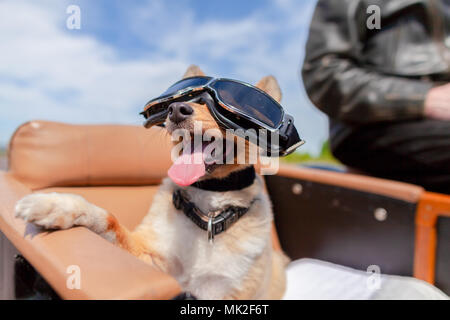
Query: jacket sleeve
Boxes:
[{"xmin": 301, "ymin": 0, "xmax": 433, "ymax": 124}]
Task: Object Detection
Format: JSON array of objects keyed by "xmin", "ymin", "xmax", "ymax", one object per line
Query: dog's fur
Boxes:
[{"xmin": 15, "ymin": 65, "xmax": 289, "ymax": 299}]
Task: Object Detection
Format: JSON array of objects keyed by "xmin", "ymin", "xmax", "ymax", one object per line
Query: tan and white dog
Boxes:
[{"xmin": 15, "ymin": 65, "xmax": 289, "ymax": 300}]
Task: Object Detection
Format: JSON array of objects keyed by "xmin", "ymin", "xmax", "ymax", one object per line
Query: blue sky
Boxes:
[{"xmin": 0, "ymin": 0, "xmax": 328, "ymax": 154}]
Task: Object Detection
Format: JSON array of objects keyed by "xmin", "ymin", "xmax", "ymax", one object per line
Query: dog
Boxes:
[{"xmin": 15, "ymin": 65, "xmax": 289, "ymax": 299}]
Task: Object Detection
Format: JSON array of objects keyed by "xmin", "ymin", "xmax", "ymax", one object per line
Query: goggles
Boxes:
[{"xmin": 140, "ymin": 76, "xmax": 304, "ymax": 156}]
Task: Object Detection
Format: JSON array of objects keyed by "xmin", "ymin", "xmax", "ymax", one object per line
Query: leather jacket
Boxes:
[{"xmin": 302, "ymin": 0, "xmax": 450, "ymax": 151}]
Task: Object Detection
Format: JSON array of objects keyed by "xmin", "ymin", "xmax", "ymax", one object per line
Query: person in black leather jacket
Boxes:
[{"xmin": 302, "ymin": 0, "xmax": 450, "ymax": 194}]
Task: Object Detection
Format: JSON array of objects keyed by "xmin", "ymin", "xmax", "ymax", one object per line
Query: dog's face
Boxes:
[{"xmin": 165, "ymin": 65, "xmax": 282, "ymax": 182}]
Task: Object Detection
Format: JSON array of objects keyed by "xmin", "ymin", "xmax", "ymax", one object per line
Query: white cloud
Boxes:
[
  {"xmin": 0, "ymin": 0, "xmax": 328, "ymax": 154},
  {"xmin": 0, "ymin": 0, "xmax": 189, "ymax": 142}
]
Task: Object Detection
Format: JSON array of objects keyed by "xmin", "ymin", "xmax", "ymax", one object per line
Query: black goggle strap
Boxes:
[{"xmin": 278, "ymin": 114, "xmax": 304, "ymax": 156}]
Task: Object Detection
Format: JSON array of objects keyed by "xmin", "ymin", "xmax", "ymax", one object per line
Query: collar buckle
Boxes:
[{"xmin": 223, "ymin": 208, "xmax": 238, "ymax": 230}]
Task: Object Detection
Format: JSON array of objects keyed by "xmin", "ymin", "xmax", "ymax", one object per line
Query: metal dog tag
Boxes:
[{"xmin": 207, "ymin": 216, "xmax": 214, "ymax": 244}]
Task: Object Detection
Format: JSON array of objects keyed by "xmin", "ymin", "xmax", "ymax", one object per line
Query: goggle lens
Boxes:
[{"xmin": 210, "ymin": 80, "xmax": 283, "ymax": 128}]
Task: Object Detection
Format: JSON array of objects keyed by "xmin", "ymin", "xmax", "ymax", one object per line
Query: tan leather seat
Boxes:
[
  {"xmin": 1, "ymin": 120, "xmax": 182, "ymax": 299},
  {"xmin": 0, "ymin": 120, "xmax": 286, "ymax": 299},
  {"xmin": 2, "ymin": 120, "xmax": 445, "ymax": 299},
  {"xmin": 277, "ymin": 165, "xmax": 424, "ymax": 203},
  {"xmin": 8, "ymin": 121, "xmax": 173, "ymax": 190}
]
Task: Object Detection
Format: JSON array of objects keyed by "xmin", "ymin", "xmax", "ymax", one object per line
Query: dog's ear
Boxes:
[
  {"xmin": 183, "ymin": 65, "xmax": 205, "ymax": 79},
  {"xmin": 255, "ymin": 76, "xmax": 282, "ymax": 103}
]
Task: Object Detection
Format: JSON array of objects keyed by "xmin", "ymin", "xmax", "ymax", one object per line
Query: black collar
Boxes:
[
  {"xmin": 172, "ymin": 189, "xmax": 257, "ymax": 242},
  {"xmin": 191, "ymin": 166, "xmax": 256, "ymax": 192}
]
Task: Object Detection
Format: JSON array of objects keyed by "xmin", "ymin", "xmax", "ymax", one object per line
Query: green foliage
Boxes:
[{"xmin": 282, "ymin": 140, "xmax": 339, "ymax": 164}]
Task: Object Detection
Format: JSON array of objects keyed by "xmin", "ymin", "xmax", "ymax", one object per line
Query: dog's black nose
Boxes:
[{"xmin": 168, "ymin": 102, "xmax": 193, "ymax": 124}]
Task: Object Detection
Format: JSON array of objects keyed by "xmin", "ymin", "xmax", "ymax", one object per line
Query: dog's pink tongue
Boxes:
[{"xmin": 168, "ymin": 151, "xmax": 206, "ymax": 186}]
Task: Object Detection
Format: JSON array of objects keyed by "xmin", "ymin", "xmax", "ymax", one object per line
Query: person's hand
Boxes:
[{"xmin": 424, "ymin": 83, "xmax": 450, "ymax": 120}]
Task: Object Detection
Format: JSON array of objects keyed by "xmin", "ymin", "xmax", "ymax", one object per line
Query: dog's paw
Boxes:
[{"xmin": 15, "ymin": 192, "xmax": 94, "ymax": 229}]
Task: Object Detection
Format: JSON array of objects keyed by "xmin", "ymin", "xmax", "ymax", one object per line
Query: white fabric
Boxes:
[{"xmin": 283, "ymin": 258, "xmax": 448, "ymax": 300}]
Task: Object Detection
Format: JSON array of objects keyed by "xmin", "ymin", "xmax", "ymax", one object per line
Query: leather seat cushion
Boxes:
[{"xmin": 8, "ymin": 121, "xmax": 173, "ymax": 190}]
